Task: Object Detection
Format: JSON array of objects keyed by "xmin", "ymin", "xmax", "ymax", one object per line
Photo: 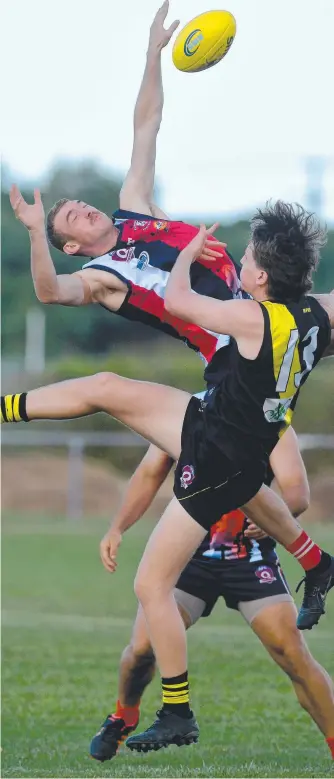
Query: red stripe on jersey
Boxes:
[
  {"xmin": 120, "ymin": 220, "xmax": 240, "ymax": 295},
  {"xmin": 129, "ymin": 283, "xmax": 217, "ymax": 362}
]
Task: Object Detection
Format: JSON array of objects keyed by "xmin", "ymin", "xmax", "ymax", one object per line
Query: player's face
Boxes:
[
  {"xmin": 240, "ymin": 244, "xmax": 267, "ymax": 298},
  {"xmin": 54, "ymin": 200, "xmax": 116, "ymax": 256}
]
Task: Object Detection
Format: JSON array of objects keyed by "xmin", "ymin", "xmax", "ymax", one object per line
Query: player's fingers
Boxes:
[
  {"xmin": 159, "ymin": 0, "xmax": 169, "ymax": 19},
  {"xmin": 200, "ymin": 251, "xmax": 217, "ymax": 262},
  {"xmin": 9, "ymin": 183, "xmax": 22, "ymax": 210},
  {"xmin": 207, "ymin": 222, "xmax": 220, "ymax": 235},
  {"xmin": 167, "ymin": 19, "xmax": 180, "ymax": 36},
  {"xmin": 100, "ymin": 543, "xmax": 114, "ymax": 571},
  {"xmin": 203, "ymin": 244, "xmax": 227, "ymax": 256},
  {"xmin": 244, "ymin": 524, "xmax": 267, "ymax": 539},
  {"xmin": 34, "ymin": 188, "xmax": 42, "ymax": 204}
]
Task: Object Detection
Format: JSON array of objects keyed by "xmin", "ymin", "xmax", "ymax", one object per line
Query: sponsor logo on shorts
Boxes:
[
  {"xmin": 137, "ymin": 251, "xmax": 150, "ymax": 270},
  {"xmin": 153, "ymin": 220, "xmax": 169, "ymax": 231},
  {"xmin": 255, "ymin": 565, "xmax": 276, "ymax": 584},
  {"xmin": 184, "ymin": 29, "xmax": 204, "ymax": 57},
  {"xmin": 180, "ymin": 464, "xmax": 195, "ymax": 490}
]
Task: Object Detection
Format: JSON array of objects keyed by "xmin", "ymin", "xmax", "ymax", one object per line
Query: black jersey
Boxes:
[{"xmin": 202, "ymin": 296, "xmax": 330, "ymax": 464}]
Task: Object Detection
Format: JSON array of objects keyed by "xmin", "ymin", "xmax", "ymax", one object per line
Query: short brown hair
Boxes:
[{"xmin": 46, "ymin": 198, "xmax": 70, "ymax": 251}]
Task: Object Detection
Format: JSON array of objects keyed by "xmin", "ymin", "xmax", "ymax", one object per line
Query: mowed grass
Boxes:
[{"xmin": 2, "ymin": 513, "xmax": 334, "ymax": 778}]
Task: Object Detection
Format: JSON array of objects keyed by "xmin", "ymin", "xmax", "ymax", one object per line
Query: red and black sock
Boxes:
[
  {"xmin": 326, "ymin": 736, "xmax": 334, "ymax": 760},
  {"xmin": 286, "ymin": 530, "xmax": 331, "ymax": 574},
  {"xmin": 114, "ymin": 699, "xmax": 139, "ymax": 727}
]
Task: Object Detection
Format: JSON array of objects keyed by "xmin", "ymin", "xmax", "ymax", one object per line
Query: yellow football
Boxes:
[{"xmin": 172, "ymin": 10, "xmax": 236, "ymax": 73}]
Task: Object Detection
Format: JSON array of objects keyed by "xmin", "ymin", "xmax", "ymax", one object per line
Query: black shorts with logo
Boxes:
[
  {"xmin": 174, "ymin": 396, "xmax": 266, "ymax": 531},
  {"xmin": 176, "ymin": 556, "xmax": 291, "ymax": 617}
]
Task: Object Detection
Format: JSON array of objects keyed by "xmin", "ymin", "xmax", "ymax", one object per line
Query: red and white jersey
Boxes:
[{"xmin": 83, "ymin": 209, "xmax": 246, "ymax": 364}]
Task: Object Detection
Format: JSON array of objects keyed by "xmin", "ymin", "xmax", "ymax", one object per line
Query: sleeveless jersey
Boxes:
[
  {"xmin": 201, "ymin": 296, "xmax": 331, "ymax": 464},
  {"xmin": 82, "ymin": 209, "xmax": 245, "ymax": 365}
]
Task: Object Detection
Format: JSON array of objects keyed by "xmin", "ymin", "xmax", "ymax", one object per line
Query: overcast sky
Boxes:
[{"xmin": 2, "ymin": 0, "xmax": 334, "ymax": 220}]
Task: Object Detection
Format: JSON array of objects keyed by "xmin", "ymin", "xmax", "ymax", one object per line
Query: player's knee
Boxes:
[
  {"xmin": 280, "ymin": 482, "xmax": 310, "ymax": 517},
  {"xmin": 134, "ymin": 571, "xmax": 167, "ymax": 606},
  {"xmin": 129, "ymin": 638, "xmax": 155, "ymax": 666},
  {"xmin": 93, "ymin": 371, "xmax": 115, "ymax": 395},
  {"xmin": 134, "ymin": 572, "xmax": 151, "ymax": 605},
  {"xmin": 269, "ymin": 628, "xmax": 311, "ymax": 682}
]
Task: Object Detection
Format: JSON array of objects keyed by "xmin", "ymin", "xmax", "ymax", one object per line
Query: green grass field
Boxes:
[{"xmin": 2, "ymin": 513, "xmax": 334, "ymax": 778}]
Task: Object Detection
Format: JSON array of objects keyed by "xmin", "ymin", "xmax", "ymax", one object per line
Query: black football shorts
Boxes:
[{"xmin": 174, "ymin": 396, "xmax": 266, "ymax": 531}]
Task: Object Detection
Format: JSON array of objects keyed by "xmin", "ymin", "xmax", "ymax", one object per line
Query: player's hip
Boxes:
[{"xmin": 175, "ymin": 556, "xmax": 291, "ymax": 620}]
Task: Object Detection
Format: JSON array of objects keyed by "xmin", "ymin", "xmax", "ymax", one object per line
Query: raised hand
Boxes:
[
  {"xmin": 10, "ymin": 185, "xmax": 45, "ymax": 232},
  {"xmin": 182, "ymin": 223, "xmax": 226, "ymax": 263},
  {"xmin": 148, "ymin": 0, "xmax": 180, "ymax": 52}
]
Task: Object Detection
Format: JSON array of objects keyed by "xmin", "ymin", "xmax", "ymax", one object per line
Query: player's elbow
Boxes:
[
  {"xmin": 164, "ymin": 292, "xmax": 184, "ymax": 317},
  {"xmin": 35, "ymin": 288, "xmax": 59, "ymax": 305},
  {"xmin": 281, "ymin": 482, "xmax": 310, "ymax": 518}
]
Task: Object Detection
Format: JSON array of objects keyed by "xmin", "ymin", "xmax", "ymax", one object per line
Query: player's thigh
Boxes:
[
  {"xmin": 134, "ymin": 498, "xmax": 207, "ymax": 600},
  {"xmin": 95, "ymin": 373, "xmax": 191, "ymax": 460},
  {"xmin": 269, "ymin": 427, "xmax": 310, "ymax": 515},
  {"xmin": 174, "ymin": 588, "xmax": 206, "ymax": 629}
]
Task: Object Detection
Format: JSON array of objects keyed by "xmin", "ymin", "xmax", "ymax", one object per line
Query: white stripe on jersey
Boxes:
[{"xmin": 83, "ymin": 252, "xmax": 231, "ymax": 359}]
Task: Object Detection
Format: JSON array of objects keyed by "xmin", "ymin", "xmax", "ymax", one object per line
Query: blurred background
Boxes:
[
  {"xmin": 2, "ymin": 3, "xmax": 334, "ymax": 776},
  {"xmin": 2, "ymin": 0, "xmax": 334, "ymax": 521}
]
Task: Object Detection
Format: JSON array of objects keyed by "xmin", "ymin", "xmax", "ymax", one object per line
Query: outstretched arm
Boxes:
[
  {"xmin": 9, "ymin": 185, "xmax": 121, "ymax": 306},
  {"xmin": 119, "ymin": 1, "xmax": 179, "ymax": 215},
  {"xmin": 10, "ymin": 186, "xmax": 91, "ymax": 305},
  {"xmin": 100, "ymin": 445, "xmax": 173, "ymax": 572}
]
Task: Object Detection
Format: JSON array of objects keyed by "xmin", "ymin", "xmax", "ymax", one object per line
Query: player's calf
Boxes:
[{"xmin": 251, "ymin": 600, "xmax": 334, "ymax": 759}]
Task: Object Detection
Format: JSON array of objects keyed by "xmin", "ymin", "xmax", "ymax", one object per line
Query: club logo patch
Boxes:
[
  {"xmin": 137, "ymin": 251, "xmax": 150, "ymax": 270},
  {"xmin": 255, "ymin": 565, "xmax": 276, "ymax": 584},
  {"xmin": 180, "ymin": 464, "xmax": 195, "ymax": 490},
  {"xmin": 153, "ymin": 220, "xmax": 168, "ymax": 232}
]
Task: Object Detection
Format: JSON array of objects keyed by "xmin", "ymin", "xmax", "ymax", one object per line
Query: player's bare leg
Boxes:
[
  {"xmin": 243, "ymin": 486, "xmax": 334, "ymax": 630},
  {"xmin": 250, "ymin": 600, "xmax": 334, "ymax": 759},
  {"xmin": 269, "ymin": 426, "xmax": 310, "ymax": 517},
  {"xmin": 125, "ymin": 498, "xmax": 204, "ymax": 750},
  {"xmin": 2, "ymin": 373, "xmax": 189, "ymax": 460}
]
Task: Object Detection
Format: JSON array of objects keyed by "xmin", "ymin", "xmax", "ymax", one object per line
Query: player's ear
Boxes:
[
  {"xmin": 257, "ymin": 268, "xmax": 268, "ymax": 287},
  {"xmin": 63, "ymin": 241, "xmax": 81, "ymax": 256}
]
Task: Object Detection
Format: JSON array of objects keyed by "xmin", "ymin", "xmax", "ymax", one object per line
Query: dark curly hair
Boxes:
[
  {"xmin": 250, "ymin": 200, "xmax": 327, "ymax": 302},
  {"xmin": 46, "ymin": 198, "xmax": 70, "ymax": 251}
]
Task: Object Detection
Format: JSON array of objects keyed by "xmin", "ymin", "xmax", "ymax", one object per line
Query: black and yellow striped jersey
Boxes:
[{"xmin": 203, "ymin": 296, "xmax": 331, "ymax": 463}]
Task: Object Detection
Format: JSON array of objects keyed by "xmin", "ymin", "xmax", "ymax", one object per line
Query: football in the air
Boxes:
[{"xmin": 172, "ymin": 10, "xmax": 236, "ymax": 73}]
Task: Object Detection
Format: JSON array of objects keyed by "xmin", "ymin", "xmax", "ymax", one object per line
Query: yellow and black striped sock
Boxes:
[
  {"xmin": 1, "ymin": 393, "xmax": 28, "ymax": 423},
  {"xmin": 161, "ymin": 671, "xmax": 191, "ymax": 718}
]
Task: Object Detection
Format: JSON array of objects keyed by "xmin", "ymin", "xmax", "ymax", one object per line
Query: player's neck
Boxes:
[
  {"xmin": 250, "ymin": 288, "xmax": 270, "ymax": 303},
  {"xmin": 88, "ymin": 227, "xmax": 119, "ymax": 259}
]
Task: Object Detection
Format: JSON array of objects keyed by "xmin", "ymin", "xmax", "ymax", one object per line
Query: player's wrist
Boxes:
[
  {"xmin": 146, "ymin": 44, "xmax": 163, "ymax": 62},
  {"xmin": 29, "ymin": 224, "xmax": 47, "ymax": 238}
]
